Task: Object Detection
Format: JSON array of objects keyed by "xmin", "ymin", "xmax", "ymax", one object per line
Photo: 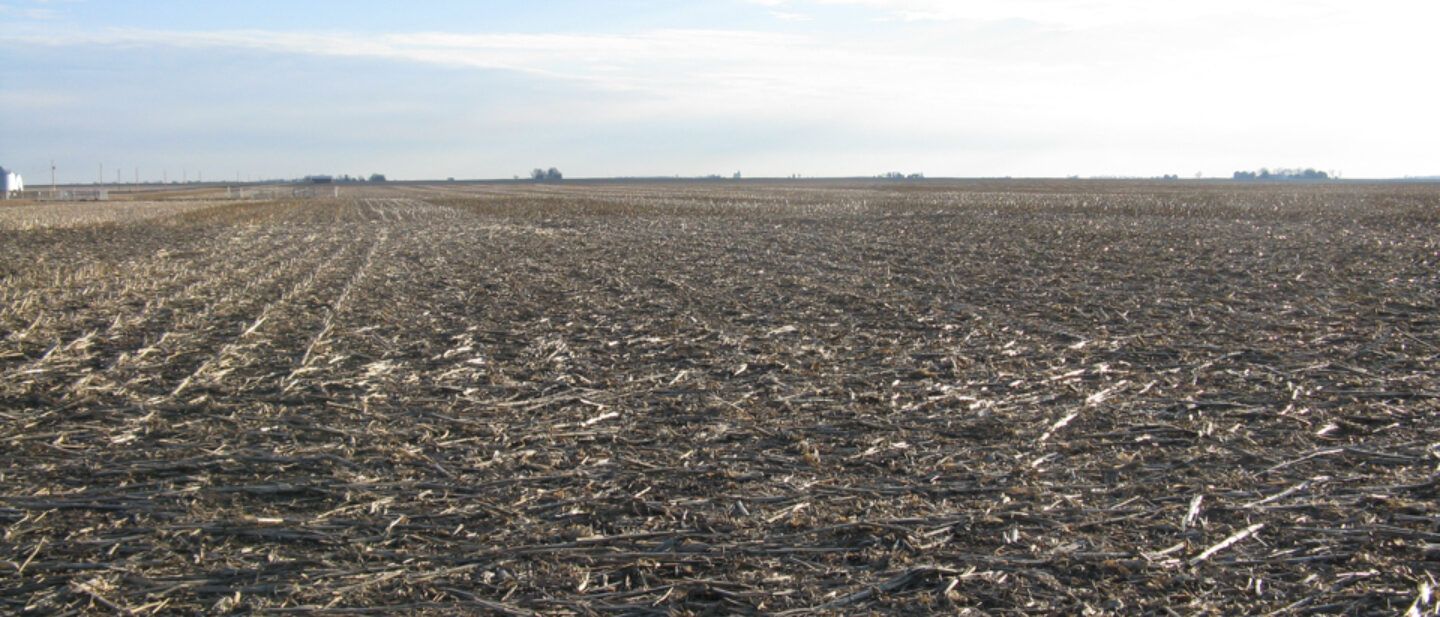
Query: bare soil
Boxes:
[{"xmin": 2, "ymin": 180, "xmax": 1438, "ymax": 615}]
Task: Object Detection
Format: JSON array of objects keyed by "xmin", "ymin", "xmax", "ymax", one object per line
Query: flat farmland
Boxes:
[{"xmin": 1, "ymin": 180, "xmax": 1438, "ymax": 615}]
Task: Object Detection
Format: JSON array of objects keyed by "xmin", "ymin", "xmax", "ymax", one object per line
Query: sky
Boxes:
[{"xmin": 1, "ymin": 0, "xmax": 1437, "ymax": 182}]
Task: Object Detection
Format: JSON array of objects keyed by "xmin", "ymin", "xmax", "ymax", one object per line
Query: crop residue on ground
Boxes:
[{"xmin": 2, "ymin": 180, "xmax": 1438, "ymax": 615}]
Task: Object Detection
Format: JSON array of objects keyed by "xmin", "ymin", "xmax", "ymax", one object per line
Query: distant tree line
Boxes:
[
  {"xmin": 531, "ymin": 168, "xmax": 563, "ymax": 181},
  {"xmin": 1233, "ymin": 168, "xmax": 1329, "ymax": 181},
  {"xmin": 881, "ymin": 172, "xmax": 925, "ymax": 179},
  {"xmin": 309, "ymin": 174, "xmax": 387, "ymax": 183}
]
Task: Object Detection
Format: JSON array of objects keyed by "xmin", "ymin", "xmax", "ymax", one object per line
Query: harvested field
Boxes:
[
  {"xmin": 1, "ymin": 180, "xmax": 1438, "ymax": 615},
  {"xmin": 0, "ymin": 200, "xmax": 229, "ymax": 231}
]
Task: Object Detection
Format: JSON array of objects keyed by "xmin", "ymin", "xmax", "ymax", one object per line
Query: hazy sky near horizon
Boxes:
[{"xmin": 2, "ymin": 0, "xmax": 1436, "ymax": 182}]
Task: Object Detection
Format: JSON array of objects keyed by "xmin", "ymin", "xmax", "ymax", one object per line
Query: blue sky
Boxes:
[{"xmin": 2, "ymin": 0, "xmax": 1437, "ymax": 182}]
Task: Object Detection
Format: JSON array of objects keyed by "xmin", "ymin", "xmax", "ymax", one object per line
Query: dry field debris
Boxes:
[
  {"xmin": 1, "ymin": 180, "xmax": 1438, "ymax": 616},
  {"xmin": 0, "ymin": 200, "xmax": 225, "ymax": 231}
]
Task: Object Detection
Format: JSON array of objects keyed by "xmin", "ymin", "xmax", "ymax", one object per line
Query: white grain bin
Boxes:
[{"xmin": 0, "ymin": 166, "xmax": 22, "ymax": 198}]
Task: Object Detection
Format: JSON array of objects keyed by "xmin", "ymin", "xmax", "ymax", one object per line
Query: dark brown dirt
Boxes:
[{"xmin": 2, "ymin": 180, "xmax": 1438, "ymax": 615}]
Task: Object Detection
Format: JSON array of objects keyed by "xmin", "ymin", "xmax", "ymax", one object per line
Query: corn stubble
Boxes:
[{"xmin": 1, "ymin": 181, "xmax": 1438, "ymax": 615}]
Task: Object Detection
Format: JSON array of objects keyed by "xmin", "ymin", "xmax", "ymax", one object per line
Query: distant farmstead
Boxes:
[{"xmin": 1, "ymin": 166, "xmax": 22, "ymax": 199}]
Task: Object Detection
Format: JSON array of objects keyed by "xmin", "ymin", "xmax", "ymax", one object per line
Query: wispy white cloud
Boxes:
[
  {"xmin": 0, "ymin": 4, "xmax": 62, "ymax": 19},
  {"xmin": 6, "ymin": 27, "xmax": 801, "ymax": 85},
  {"xmin": 2, "ymin": 26, "xmax": 968, "ymax": 123},
  {"xmin": 0, "ymin": 0, "xmax": 84, "ymax": 18},
  {"xmin": 756, "ymin": 0, "xmax": 1364, "ymax": 30},
  {"xmin": 0, "ymin": 89, "xmax": 78, "ymax": 109},
  {"xmin": 0, "ymin": 10, "xmax": 1417, "ymax": 146},
  {"xmin": 770, "ymin": 11, "xmax": 812, "ymax": 22}
]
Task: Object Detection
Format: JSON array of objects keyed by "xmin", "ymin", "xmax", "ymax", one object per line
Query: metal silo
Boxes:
[{"xmin": 1, "ymin": 167, "xmax": 22, "ymax": 198}]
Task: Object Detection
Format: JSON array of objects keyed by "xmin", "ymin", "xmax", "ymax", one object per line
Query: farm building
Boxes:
[{"xmin": 1, "ymin": 166, "xmax": 22, "ymax": 199}]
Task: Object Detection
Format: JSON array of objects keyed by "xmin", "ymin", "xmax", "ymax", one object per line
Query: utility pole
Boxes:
[{"xmin": 50, "ymin": 160, "xmax": 55, "ymax": 194}]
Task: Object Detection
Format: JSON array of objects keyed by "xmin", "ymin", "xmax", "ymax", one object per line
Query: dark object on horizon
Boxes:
[
  {"xmin": 532, "ymin": 168, "xmax": 563, "ymax": 181},
  {"xmin": 1234, "ymin": 168, "xmax": 1329, "ymax": 181}
]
